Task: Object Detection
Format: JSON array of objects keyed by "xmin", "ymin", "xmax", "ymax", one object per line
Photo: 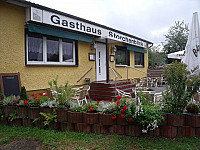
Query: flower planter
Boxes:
[
  {"xmin": 75, "ymin": 123, "xmax": 91, "ymax": 133},
  {"xmin": 0, "ymin": 105, "xmax": 3, "ymax": 110},
  {"xmin": 22, "ymin": 118, "xmax": 32, "ymax": 127},
  {"xmin": 60, "ymin": 122, "xmax": 68, "ymax": 132},
  {"xmin": 167, "ymin": 114, "xmax": 185, "ymax": 126},
  {"xmin": 99, "ymin": 113, "xmax": 116, "ymax": 125},
  {"xmin": 185, "ymin": 114, "xmax": 200, "ymax": 127},
  {"xmin": 4, "ymin": 106, "xmax": 16, "ymax": 118},
  {"xmin": 83, "ymin": 112, "xmax": 99, "ymax": 124},
  {"xmin": 160, "ymin": 126, "xmax": 177, "ymax": 138},
  {"xmin": 68, "ymin": 111, "xmax": 83, "ymax": 123},
  {"xmin": 181, "ymin": 126, "xmax": 195, "ymax": 138},
  {"xmin": 160, "ymin": 114, "xmax": 167, "ymax": 126},
  {"xmin": 11, "ymin": 118, "xmax": 22, "ymax": 126},
  {"xmin": 17, "ymin": 106, "xmax": 28, "ymax": 118},
  {"xmin": 0, "ymin": 118, "xmax": 8, "ymax": 125},
  {"xmin": 48, "ymin": 122, "xmax": 60, "ymax": 130},
  {"xmin": 116, "ymin": 114, "xmax": 128, "ymax": 125},
  {"xmin": 56, "ymin": 108, "xmax": 69, "ymax": 122},
  {"xmin": 40, "ymin": 107, "xmax": 52, "ymax": 114},
  {"xmin": 125, "ymin": 124, "xmax": 142, "ymax": 137},
  {"xmin": 28, "ymin": 107, "xmax": 40, "ymax": 119},
  {"xmin": 109, "ymin": 125, "xmax": 125, "ymax": 135}
]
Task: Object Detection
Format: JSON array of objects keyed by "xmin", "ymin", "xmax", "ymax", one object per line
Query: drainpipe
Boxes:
[{"xmin": 106, "ymin": 38, "xmax": 109, "ymax": 83}]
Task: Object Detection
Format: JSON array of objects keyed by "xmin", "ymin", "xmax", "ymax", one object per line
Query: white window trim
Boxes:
[
  {"xmin": 134, "ymin": 52, "xmax": 144, "ymax": 67},
  {"xmin": 26, "ymin": 34, "xmax": 76, "ymax": 66}
]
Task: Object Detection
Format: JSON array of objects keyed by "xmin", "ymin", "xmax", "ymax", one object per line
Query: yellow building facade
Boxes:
[{"xmin": 0, "ymin": 0, "xmax": 152, "ymax": 92}]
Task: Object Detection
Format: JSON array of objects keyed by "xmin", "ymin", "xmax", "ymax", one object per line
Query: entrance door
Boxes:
[{"xmin": 95, "ymin": 43, "xmax": 106, "ymax": 81}]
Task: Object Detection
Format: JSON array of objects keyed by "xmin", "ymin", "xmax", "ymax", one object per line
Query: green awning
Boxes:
[
  {"xmin": 126, "ymin": 45, "xmax": 147, "ymax": 53},
  {"xmin": 28, "ymin": 23, "xmax": 94, "ymax": 43}
]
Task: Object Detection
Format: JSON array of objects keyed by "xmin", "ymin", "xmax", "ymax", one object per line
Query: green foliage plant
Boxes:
[
  {"xmin": 8, "ymin": 110, "xmax": 19, "ymax": 123},
  {"xmin": 83, "ymin": 102, "xmax": 99, "ymax": 113},
  {"xmin": 2, "ymin": 95, "xmax": 19, "ymax": 106},
  {"xmin": 0, "ymin": 109, "xmax": 5, "ymax": 120},
  {"xmin": 19, "ymin": 86, "xmax": 29, "ymax": 101},
  {"xmin": 40, "ymin": 108, "xmax": 57, "ymax": 126},
  {"xmin": 48, "ymin": 76, "xmax": 75, "ymax": 107},
  {"xmin": 186, "ymin": 103, "xmax": 200, "ymax": 114},
  {"xmin": 0, "ymin": 89, "xmax": 4, "ymax": 105},
  {"xmin": 163, "ymin": 62, "xmax": 200, "ymax": 113}
]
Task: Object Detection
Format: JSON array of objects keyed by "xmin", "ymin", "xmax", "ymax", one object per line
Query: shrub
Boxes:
[
  {"xmin": 163, "ymin": 62, "xmax": 191, "ymax": 113},
  {"xmin": 186, "ymin": 103, "xmax": 200, "ymax": 114},
  {"xmin": 19, "ymin": 86, "xmax": 29, "ymax": 101}
]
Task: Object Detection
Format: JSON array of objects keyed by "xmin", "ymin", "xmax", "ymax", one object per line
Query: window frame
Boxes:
[
  {"xmin": 26, "ymin": 32, "xmax": 77, "ymax": 66},
  {"xmin": 115, "ymin": 46, "xmax": 130, "ymax": 66},
  {"xmin": 134, "ymin": 52, "xmax": 144, "ymax": 67}
]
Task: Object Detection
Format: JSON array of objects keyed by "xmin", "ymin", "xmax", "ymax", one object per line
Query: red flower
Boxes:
[
  {"xmin": 121, "ymin": 114, "xmax": 125, "ymax": 119},
  {"xmin": 117, "ymin": 101, "xmax": 121, "ymax": 105},
  {"xmin": 39, "ymin": 92, "xmax": 43, "ymax": 96},
  {"xmin": 36, "ymin": 98, "xmax": 39, "ymax": 102},
  {"xmin": 97, "ymin": 101, "xmax": 100, "ymax": 104},
  {"xmin": 121, "ymin": 109, "xmax": 125, "ymax": 114},
  {"xmin": 24, "ymin": 100, "xmax": 28, "ymax": 105},
  {"xmin": 112, "ymin": 115, "xmax": 117, "ymax": 120},
  {"xmin": 124, "ymin": 105, "xmax": 128, "ymax": 110},
  {"xmin": 33, "ymin": 96, "xmax": 37, "ymax": 99},
  {"xmin": 90, "ymin": 108, "xmax": 94, "ymax": 112},
  {"xmin": 117, "ymin": 95, "xmax": 122, "ymax": 99},
  {"xmin": 128, "ymin": 117, "xmax": 133, "ymax": 122},
  {"xmin": 88, "ymin": 105, "xmax": 92, "ymax": 108},
  {"xmin": 31, "ymin": 93, "xmax": 36, "ymax": 97},
  {"xmin": 44, "ymin": 94, "xmax": 48, "ymax": 97}
]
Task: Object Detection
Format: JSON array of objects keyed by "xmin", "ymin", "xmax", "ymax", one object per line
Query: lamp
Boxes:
[
  {"xmin": 90, "ymin": 43, "xmax": 96, "ymax": 51},
  {"xmin": 111, "ymin": 46, "xmax": 117, "ymax": 53}
]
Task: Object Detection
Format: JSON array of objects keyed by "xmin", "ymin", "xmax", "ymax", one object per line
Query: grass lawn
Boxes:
[{"xmin": 0, "ymin": 125, "xmax": 199, "ymax": 150}]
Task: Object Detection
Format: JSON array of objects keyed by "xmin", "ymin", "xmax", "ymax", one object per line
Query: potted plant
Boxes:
[
  {"xmin": 3, "ymin": 95, "xmax": 18, "ymax": 117},
  {"xmin": 27, "ymin": 93, "xmax": 44, "ymax": 120},
  {"xmin": 48, "ymin": 77, "xmax": 74, "ymax": 122},
  {"xmin": 185, "ymin": 103, "xmax": 200, "ymax": 127},
  {"xmin": 68, "ymin": 105, "xmax": 83, "ymax": 123},
  {"xmin": 100, "ymin": 102, "xmax": 117, "ymax": 125},
  {"xmin": 83, "ymin": 101, "xmax": 100, "ymax": 124}
]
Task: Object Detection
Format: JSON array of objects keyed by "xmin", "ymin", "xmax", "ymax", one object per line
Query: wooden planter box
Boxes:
[
  {"xmin": 56, "ymin": 108, "xmax": 69, "ymax": 122},
  {"xmin": 99, "ymin": 113, "xmax": 116, "ymax": 125},
  {"xmin": 83, "ymin": 112, "xmax": 99, "ymax": 124},
  {"xmin": 116, "ymin": 114, "xmax": 128, "ymax": 125},
  {"xmin": 167, "ymin": 114, "xmax": 185, "ymax": 126},
  {"xmin": 4, "ymin": 106, "xmax": 16, "ymax": 118},
  {"xmin": 28, "ymin": 107, "xmax": 40, "ymax": 119},
  {"xmin": 125, "ymin": 124, "xmax": 142, "ymax": 137},
  {"xmin": 160, "ymin": 126, "xmax": 177, "ymax": 138},
  {"xmin": 185, "ymin": 114, "xmax": 200, "ymax": 127},
  {"xmin": 17, "ymin": 106, "xmax": 28, "ymax": 118},
  {"xmin": 68, "ymin": 111, "xmax": 83, "ymax": 123}
]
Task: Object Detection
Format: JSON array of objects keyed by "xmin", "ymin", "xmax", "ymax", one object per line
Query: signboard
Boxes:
[
  {"xmin": 0, "ymin": 73, "xmax": 21, "ymax": 97},
  {"xmin": 30, "ymin": 7, "xmax": 146, "ymax": 48}
]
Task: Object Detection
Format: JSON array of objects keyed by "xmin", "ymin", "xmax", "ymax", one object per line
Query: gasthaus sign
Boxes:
[{"xmin": 30, "ymin": 7, "xmax": 146, "ymax": 48}]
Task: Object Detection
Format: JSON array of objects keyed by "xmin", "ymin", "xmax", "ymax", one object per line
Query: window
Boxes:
[
  {"xmin": 135, "ymin": 52, "xmax": 144, "ymax": 67},
  {"xmin": 26, "ymin": 32, "xmax": 77, "ymax": 65},
  {"xmin": 115, "ymin": 46, "xmax": 130, "ymax": 66}
]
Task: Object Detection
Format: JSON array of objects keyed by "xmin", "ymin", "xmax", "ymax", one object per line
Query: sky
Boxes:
[{"xmin": 29, "ymin": 0, "xmax": 200, "ymax": 46}]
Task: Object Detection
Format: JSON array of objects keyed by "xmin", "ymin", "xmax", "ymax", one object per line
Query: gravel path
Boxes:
[{"xmin": 0, "ymin": 139, "xmax": 42, "ymax": 150}]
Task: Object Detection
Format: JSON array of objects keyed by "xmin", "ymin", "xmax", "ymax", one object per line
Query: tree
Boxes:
[
  {"xmin": 163, "ymin": 21, "xmax": 189, "ymax": 54},
  {"xmin": 148, "ymin": 45, "xmax": 167, "ymax": 67}
]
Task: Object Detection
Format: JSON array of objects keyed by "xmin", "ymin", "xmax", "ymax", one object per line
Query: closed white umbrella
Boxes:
[
  {"xmin": 182, "ymin": 12, "xmax": 200, "ymax": 75},
  {"xmin": 167, "ymin": 50, "xmax": 185, "ymax": 60}
]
